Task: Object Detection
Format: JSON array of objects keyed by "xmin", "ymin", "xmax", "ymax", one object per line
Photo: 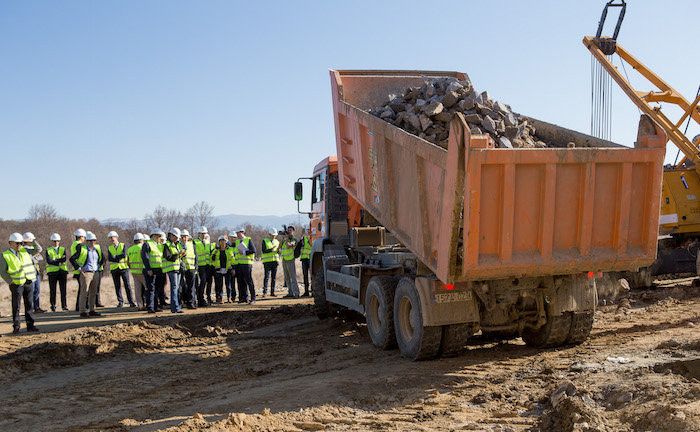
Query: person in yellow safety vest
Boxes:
[
  {"xmin": 294, "ymin": 230, "xmax": 313, "ymax": 297},
  {"xmin": 73, "ymin": 231, "xmax": 104, "ymax": 318},
  {"xmin": 70, "ymin": 228, "xmax": 88, "ymax": 312},
  {"xmin": 141, "ymin": 229, "xmax": 166, "ymax": 313},
  {"xmin": 179, "ymin": 229, "xmax": 198, "ymax": 309},
  {"xmin": 45, "ymin": 233, "xmax": 69, "ymax": 312},
  {"xmin": 193, "ymin": 226, "xmax": 212, "ymax": 307},
  {"xmin": 107, "ymin": 231, "xmax": 137, "ymax": 308},
  {"xmin": 280, "ymin": 226, "xmax": 299, "ymax": 298},
  {"xmin": 211, "ymin": 236, "xmax": 230, "ymax": 304},
  {"xmin": 87, "ymin": 231, "xmax": 105, "ymax": 308},
  {"xmin": 261, "ymin": 228, "xmax": 280, "ymax": 297},
  {"xmin": 22, "ymin": 232, "xmax": 45, "ymax": 313},
  {"xmin": 126, "ymin": 233, "xmax": 146, "ymax": 309},
  {"xmin": 162, "ymin": 228, "xmax": 184, "ymax": 313},
  {"xmin": 0, "ymin": 233, "xmax": 40, "ymax": 333},
  {"xmin": 234, "ymin": 228, "xmax": 257, "ymax": 304},
  {"xmin": 225, "ymin": 233, "xmax": 237, "ymax": 303}
]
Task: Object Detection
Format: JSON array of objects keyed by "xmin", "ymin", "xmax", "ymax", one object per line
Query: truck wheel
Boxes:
[
  {"xmin": 566, "ymin": 312, "xmax": 594, "ymax": 344},
  {"xmin": 521, "ymin": 313, "xmax": 572, "ymax": 348},
  {"xmin": 365, "ymin": 276, "xmax": 397, "ymax": 350},
  {"xmin": 440, "ymin": 323, "xmax": 475, "ymax": 357},
  {"xmin": 312, "ymin": 271, "xmax": 333, "ymax": 319},
  {"xmin": 393, "ymin": 278, "xmax": 442, "ymax": 360}
]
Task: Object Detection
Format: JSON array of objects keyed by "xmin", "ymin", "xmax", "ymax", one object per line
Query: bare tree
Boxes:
[
  {"xmin": 27, "ymin": 203, "xmax": 60, "ymax": 222},
  {"xmin": 187, "ymin": 201, "xmax": 217, "ymax": 230},
  {"xmin": 145, "ymin": 205, "xmax": 183, "ymax": 230}
]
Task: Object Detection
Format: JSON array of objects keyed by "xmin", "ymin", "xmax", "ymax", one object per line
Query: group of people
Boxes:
[{"xmin": 1, "ymin": 225, "xmax": 313, "ymax": 333}]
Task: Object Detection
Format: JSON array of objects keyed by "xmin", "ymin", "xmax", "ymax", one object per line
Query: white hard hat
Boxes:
[
  {"xmin": 268, "ymin": 228, "xmax": 278, "ymax": 236},
  {"xmin": 74, "ymin": 228, "xmax": 87, "ymax": 237},
  {"xmin": 181, "ymin": 229, "xmax": 190, "ymax": 237},
  {"xmin": 228, "ymin": 230, "xmax": 237, "ymax": 237},
  {"xmin": 169, "ymin": 227, "xmax": 181, "ymax": 237},
  {"xmin": 107, "ymin": 231, "xmax": 119, "ymax": 238},
  {"xmin": 217, "ymin": 235, "xmax": 226, "ymax": 241},
  {"xmin": 150, "ymin": 228, "xmax": 161, "ymax": 236},
  {"xmin": 133, "ymin": 233, "xmax": 144, "ymax": 241},
  {"xmin": 23, "ymin": 232, "xmax": 35, "ymax": 242},
  {"xmin": 198, "ymin": 226, "xmax": 208, "ymax": 234},
  {"xmin": 50, "ymin": 233, "xmax": 61, "ymax": 241},
  {"xmin": 86, "ymin": 231, "xmax": 97, "ymax": 241},
  {"xmin": 236, "ymin": 227, "xmax": 245, "ymax": 233},
  {"xmin": 9, "ymin": 232, "xmax": 23, "ymax": 243},
  {"xmin": 157, "ymin": 229, "xmax": 166, "ymax": 237}
]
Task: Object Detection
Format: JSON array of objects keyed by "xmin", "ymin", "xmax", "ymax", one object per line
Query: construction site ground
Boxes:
[{"xmin": 0, "ymin": 276, "xmax": 698, "ymax": 432}]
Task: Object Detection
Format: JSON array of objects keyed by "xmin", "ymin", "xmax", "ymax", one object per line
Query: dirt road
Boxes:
[{"xmin": 0, "ymin": 279, "xmax": 698, "ymax": 432}]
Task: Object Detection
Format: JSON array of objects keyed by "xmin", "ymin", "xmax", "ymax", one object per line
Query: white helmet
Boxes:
[
  {"xmin": 217, "ymin": 235, "xmax": 226, "ymax": 241},
  {"xmin": 107, "ymin": 231, "xmax": 119, "ymax": 238},
  {"xmin": 50, "ymin": 233, "xmax": 61, "ymax": 241},
  {"xmin": 9, "ymin": 232, "xmax": 23, "ymax": 243},
  {"xmin": 228, "ymin": 230, "xmax": 237, "ymax": 237},
  {"xmin": 150, "ymin": 228, "xmax": 161, "ymax": 236},
  {"xmin": 133, "ymin": 233, "xmax": 143, "ymax": 241},
  {"xmin": 268, "ymin": 228, "xmax": 278, "ymax": 236},
  {"xmin": 74, "ymin": 228, "xmax": 87, "ymax": 238},
  {"xmin": 181, "ymin": 229, "xmax": 190, "ymax": 237},
  {"xmin": 236, "ymin": 226, "xmax": 245, "ymax": 233},
  {"xmin": 198, "ymin": 226, "xmax": 208, "ymax": 234},
  {"xmin": 156, "ymin": 229, "xmax": 166, "ymax": 238},
  {"xmin": 169, "ymin": 227, "xmax": 181, "ymax": 237},
  {"xmin": 23, "ymin": 232, "xmax": 35, "ymax": 242},
  {"xmin": 86, "ymin": 231, "xmax": 97, "ymax": 241}
]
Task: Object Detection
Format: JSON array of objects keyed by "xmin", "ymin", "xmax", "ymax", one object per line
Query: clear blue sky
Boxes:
[{"xmin": 2, "ymin": 1, "xmax": 698, "ymax": 220}]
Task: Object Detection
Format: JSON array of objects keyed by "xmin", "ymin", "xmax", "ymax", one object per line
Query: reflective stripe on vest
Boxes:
[
  {"xmin": 147, "ymin": 240, "xmax": 163, "ymax": 269},
  {"xmin": 94, "ymin": 244, "xmax": 104, "ymax": 272},
  {"xmin": 108, "ymin": 243, "xmax": 128, "ymax": 271},
  {"xmin": 162, "ymin": 241, "xmax": 181, "ymax": 273},
  {"xmin": 2, "ymin": 249, "xmax": 27, "ymax": 285},
  {"xmin": 20, "ymin": 248, "xmax": 37, "ymax": 281},
  {"xmin": 71, "ymin": 241, "xmax": 88, "ymax": 275},
  {"xmin": 182, "ymin": 241, "xmax": 196, "ymax": 270},
  {"xmin": 194, "ymin": 240, "xmax": 211, "ymax": 266},
  {"xmin": 225, "ymin": 247, "xmax": 236, "ymax": 270},
  {"xmin": 280, "ymin": 241, "xmax": 295, "ymax": 261},
  {"xmin": 211, "ymin": 247, "xmax": 227, "ymax": 270},
  {"xmin": 46, "ymin": 246, "xmax": 68, "ymax": 273},
  {"xmin": 234, "ymin": 237, "xmax": 254, "ymax": 265},
  {"xmin": 261, "ymin": 238, "xmax": 279, "ymax": 263},
  {"xmin": 127, "ymin": 243, "xmax": 144, "ymax": 275},
  {"xmin": 300, "ymin": 236, "xmax": 312, "ymax": 260}
]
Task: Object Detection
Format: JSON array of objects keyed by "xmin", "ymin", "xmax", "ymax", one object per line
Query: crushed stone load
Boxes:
[{"xmin": 369, "ymin": 76, "xmax": 549, "ymax": 149}]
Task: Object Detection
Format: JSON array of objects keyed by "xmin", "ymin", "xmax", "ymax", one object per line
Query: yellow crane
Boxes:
[{"xmin": 585, "ymin": 0, "xmax": 700, "ymax": 277}]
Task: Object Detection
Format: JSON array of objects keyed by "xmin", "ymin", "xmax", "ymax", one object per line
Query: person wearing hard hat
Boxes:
[
  {"xmin": 211, "ymin": 235, "xmax": 230, "ymax": 304},
  {"xmin": 233, "ymin": 227, "xmax": 257, "ymax": 304},
  {"xmin": 280, "ymin": 226, "xmax": 300, "ymax": 298},
  {"xmin": 294, "ymin": 228, "xmax": 313, "ymax": 297},
  {"xmin": 22, "ymin": 232, "xmax": 45, "ymax": 313},
  {"xmin": 107, "ymin": 231, "xmax": 136, "ymax": 308},
  {"xmin": 88, "ymin": 231, "xmax": 105, "ymax": 308},
  {"xmin": 193, "ymin": 227, "xmax": 212, "ymax": 307},
  {"xmin": 73, "ymin": 231, "xmax": 103, "ymax": 318},
  {"xmin": 179, "ymin": 229, "xmax": 197, "ymax": 308},
  {"xmin": 127, "ymin": 233, "xmax": 146, "ymax": 309},
  {"xmin": 141, "ymin": 229, "xmax": 166, "ymax": 313},
  {"xmin": 0, "ymin": 233, "xmax": 40, "ymax": 333},
  {"xmin": 45, "ymin": 233, "xmax": 69, "ymax": 312},
  {"xmin": 224, "ymin": 231, "xmax": 238, "ymax": 303},
  {"xmin": 70, "ymin": 228, "xmax": 88, "ymax": 311},
  {"xmin": 261, "ymin": 229, "xmax": 280, "ymax": 297},
  {"xmin": 162, "ymin": 228, "xmax": 184, "ymax": 313}
]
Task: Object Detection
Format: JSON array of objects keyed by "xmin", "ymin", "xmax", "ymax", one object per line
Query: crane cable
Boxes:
[
  {"xmin": 673, "ymin": 84, "xmax": 700, "ymax": 167},
  {"xmin": 591, "ymin": 53, "xmax": 614, "ymax": 141}
]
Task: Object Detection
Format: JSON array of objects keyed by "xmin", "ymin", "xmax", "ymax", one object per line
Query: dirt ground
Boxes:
[{"xmin": 0, "ymin": 274, "xmax": 698, "ymax": 432}]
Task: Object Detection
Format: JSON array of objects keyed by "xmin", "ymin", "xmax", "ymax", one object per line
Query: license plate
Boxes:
[{"xmin": 434, "ymin": 291, "xmax": 472, "ymax": 303}]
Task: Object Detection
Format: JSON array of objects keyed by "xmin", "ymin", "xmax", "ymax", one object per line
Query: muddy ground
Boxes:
[{"xmin": 0, "ymin": 277, "xmax": 698, "ymax": 432}]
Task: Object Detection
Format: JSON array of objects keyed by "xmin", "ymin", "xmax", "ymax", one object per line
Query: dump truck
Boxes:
[{"xmin": 293, "ymin": 69, "xmax": 667, "ymax": 360}]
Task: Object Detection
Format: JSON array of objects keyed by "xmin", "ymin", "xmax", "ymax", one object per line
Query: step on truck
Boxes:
[{"xmin": 293, "ymin": 70, "xmax": 667, "ymax": 360}]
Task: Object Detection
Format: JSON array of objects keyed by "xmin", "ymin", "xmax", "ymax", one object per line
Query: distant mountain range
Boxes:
[{"xmin": 102, "ymin": 213, "xmax": 304, "ymax": 229}]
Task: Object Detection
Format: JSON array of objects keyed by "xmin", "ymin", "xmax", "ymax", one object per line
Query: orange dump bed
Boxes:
[{"xmin": 330, "ymin": 70, "xmax": 667, "ymax": 283}]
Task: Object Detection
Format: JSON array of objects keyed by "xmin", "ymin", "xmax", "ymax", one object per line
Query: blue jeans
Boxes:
[
  {"xmin": 167, "ymin": 271, "xmax": 181, "ymax": 312},
  {"xmin": 31, "ymin": 278, "xmax": 41, "ymax": 311}
]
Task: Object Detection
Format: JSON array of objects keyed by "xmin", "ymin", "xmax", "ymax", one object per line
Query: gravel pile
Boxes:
[{"xmin": 369, "ymin": 77, "xmax": 548, "ymax": 149}]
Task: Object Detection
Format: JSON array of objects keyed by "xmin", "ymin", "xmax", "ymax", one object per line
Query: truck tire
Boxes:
[
  {"xmin": 566, "ymin": 312, "xmax": 594, "ymax": 344},
  {"xmin": 440, "ymin": 323, "xmax": 475, "ymax": 357},
  {"xmin": 393, "ymin": 278, "xmax": 442, "ymax": 360},
  {"xmin": 521, "ymin": 313, "xmax": 572, "ymax": 348},
  {"xmin": 312, "ymin": 270, "xmax": 333, "ymax": 319},
  {"xmin": 365, "ymin": 276, "xmax": 398, "ymax": 350}
]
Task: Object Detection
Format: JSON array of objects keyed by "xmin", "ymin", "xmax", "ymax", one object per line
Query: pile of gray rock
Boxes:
[{"xmin": 369, "ymin": 77, "xmax": 548, "ymax": 149}]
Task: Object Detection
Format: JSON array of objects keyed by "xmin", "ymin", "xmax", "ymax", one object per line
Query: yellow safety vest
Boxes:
[
  {"xmin": 300, "ymin": 236, "xmax": 312, "ymax": 260},
  {"xmin": 20, "ymin": 247, "xmax": 37, "ymax": 281},
  {"xmin": 108, "ymin": 242, "xmax": 128, "ymax": 271},
  {"xmin": 46, "ymin": 246, "xmax": 68, "ymax": 273},
  {"xmin": 146, "ymin": 240, "xmax": 163, "ymax": 269},
  {"xmin": 2, "ymin": 249, "xmax": 27, "ymax": 285},
  {"xmin": 162, "ymin": 241, "xmax": 181, "ymax": 273},
  {"xmin": 261, "ymin": 238, "xmax": 279, "ymax": 263},
  {"xmin": 182, "ymin": 240, "xmax": 196, "ymax": 270},
  {"xmin": 127, "ymin": 243, "xmax": 144, "ymax": 275},
  {"xmin": 194, "ymin": 239, "xmax": 211, "ymax": 266},
  {"xmin": 234, "ymin": 237, "xmax": 254, "ymax": 265},
  {"xmin": 71, "ymin": 240, "xmax": 88, "ymax": 275},
  {"xmin": 280, "ymin": 240, "xmax": 296, "ymax": 262}
]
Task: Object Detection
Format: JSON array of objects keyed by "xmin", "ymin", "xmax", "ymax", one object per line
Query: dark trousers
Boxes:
[
  {"xmin": 111, "ymin": 269, "xmax": 135, "ymax": 305},
  {"xmin": 225, "ymin": 269, "xmax": 235, "ymax": 300},
  {"xmin": 213, "ymin": 270, "xmax": 225, "ymax": 301},
  {"xmin": 144, "ymin": 271, "xmax": 155, "ymax": 311},
  {"xmin": 196, "ymin": 266, "xmax": 211, "ymax": 305},
  {"xmin": 301, "ymin": 259, "xmax": 310, "ymax": 294},
  {"xmin": 180, "ymin": 269, "xmax": 196, "ymax": 306},
  {"xmin": 235, "ymin": 264, "xmax": 255, "ymax": 302},
  {"xmin": 48, "ymin": 271, "xmax": 68, "ymax": 309},
  {"xmin": 263, "ymin": 261, "xmax": 278, "ymax": 294},
  {"xmin": 11, "ymin": 282, "xmax": 35, "ymax": 330},
  {"xmin": 31, "ymin": 277, "xmax": 41, "ymax": 311},
  {"xmin": 154, "ymin": 270, "xmax": 166, "ymax": 309}
]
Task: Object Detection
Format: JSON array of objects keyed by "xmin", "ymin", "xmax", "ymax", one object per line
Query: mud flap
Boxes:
[
  {"xmin": 414, "ymin": 277, "xmax": 480, "ymax": 327},
  {"xmin": 548, "ymin": 275, "xmax": 597, "ymax": 316}
]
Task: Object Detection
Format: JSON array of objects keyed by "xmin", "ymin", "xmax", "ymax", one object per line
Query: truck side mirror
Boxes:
[{"xmin": 294, "ymin": 182, "xmax": 303, "ymax": 201}]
